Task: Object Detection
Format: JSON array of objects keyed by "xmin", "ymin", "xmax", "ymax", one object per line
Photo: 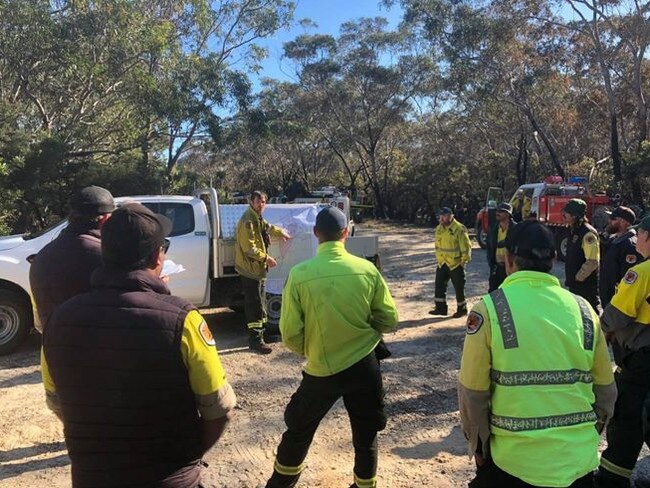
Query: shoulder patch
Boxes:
[
  {"xmin": 626, "ymin": 254, "xmax": 638, "ymax": 264},
  {"xmin": 585, "ymin": 233, "xmax": 597, "ymax": 244},
  {"xmin": 199, "ymin": 321, "xmax": 216, "ymax": 346},
  {"xmin": 466, "ymin": 311, "xmax": 484, "ymax": 335},
  {"xmin": 624, "ymin": 270, "xmax": 638, "ymax": 285}
]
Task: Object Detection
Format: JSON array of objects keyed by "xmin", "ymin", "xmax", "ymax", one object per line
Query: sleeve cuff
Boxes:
[{"xmin": 195, "ymin": 382, "xmax": 237, "ymax": 420}]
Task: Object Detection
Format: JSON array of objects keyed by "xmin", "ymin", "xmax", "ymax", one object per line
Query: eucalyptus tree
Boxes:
[
  {"xmin": 283, "ymin": 17, "xmax": 438, "ymax": 218},
  {"xmin": 0, "ymin": 0, "xmax": 294, "ymax": 231}
]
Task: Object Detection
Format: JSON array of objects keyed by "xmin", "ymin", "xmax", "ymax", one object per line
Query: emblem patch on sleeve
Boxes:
[
  {"xmin": 199, "ymin": 321, "xmax": 216, "ymax": 346},
  {"xmin": 466, "ymin": 311, "xmax": 484, "ymax": 335},
  {"xmin": 585, "ymin": 234, "xmax": 596, "ymax": 244},
  {"xmin": 624, "ymin": 270, "xmax": 638, "ymax": 285},
  {"xmin": 626, "ymin": 254, "xmax": 638, "ymax": 264}
]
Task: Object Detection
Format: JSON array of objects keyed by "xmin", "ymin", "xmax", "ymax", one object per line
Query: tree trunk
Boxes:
[
  {"xmin": 526, "ymin": 109, "xmax": 564, "ymax": 178},
  {"xmin": 610, "ymin": 115, "xmax": 622, "ymax": 180}
]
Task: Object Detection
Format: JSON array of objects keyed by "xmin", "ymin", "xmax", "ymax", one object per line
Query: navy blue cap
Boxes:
[
  {"xmin": 438, "ymin": 207, "xmax": 453, "ymax": 216},
  {"xmin": 315, "ymin": 206, "xmax": 348, "ymax": 233}
]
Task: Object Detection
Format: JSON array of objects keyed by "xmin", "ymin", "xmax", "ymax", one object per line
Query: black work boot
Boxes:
[
  {"xmin": 249, "ymin": 328, "xmax": 272, "ymax": 354},
  {"xmin": 266, "ymin": 471, "xmax": 300, "ymax": 487},
  {"xmin": 452, "ymin": 306, "xmax": 468, "ymax": 318},
  {"xmin": 428, "ymin": 305, "xmax": 448, "ymax": 316}
]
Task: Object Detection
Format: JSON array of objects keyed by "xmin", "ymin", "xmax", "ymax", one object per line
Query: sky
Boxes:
[{"xmin": 253, "ymin": 0, "xmax": 404, "ymax": 86}]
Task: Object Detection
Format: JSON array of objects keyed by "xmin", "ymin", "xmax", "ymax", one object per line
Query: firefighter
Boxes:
[
  {"xmin": 563, "ymin": 198, "xmax": 600, "ymax": 311},
  {"xmin": 235, "ymin": 190, "xmax": 291, "ymax": 354},
  {"xmin": 521, "ymin": 192, "xmax": 532, "ymax": 219},
  {"xmin": 430, "ymin": 207, "xmax": 472, "ymax": 318},
  {"xmin": 595, "ymin": 215, "xmax": 650, "ymax": 488},
  {"xmin": 599, "ymin": 206, "xmax": 641, "ymax": 307},
  {"xmin": 265, "ymin": 207, "xmax": 398, "ymax": 488},
  {"xmin": 460, "ymin": 220, "xmax": 616, "ymax": 488},
  {"xmin": 511, "ymin": 190, "xmax": 523, "ymax": 222},
  {"xmin": 486, "ymin": 202, "xmax": 516, "ymax": 292}
]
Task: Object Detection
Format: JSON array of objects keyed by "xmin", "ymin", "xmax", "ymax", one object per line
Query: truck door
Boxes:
[{"xmin": 140, "ymin": 201, "xmax": 210, "ymax": 306}]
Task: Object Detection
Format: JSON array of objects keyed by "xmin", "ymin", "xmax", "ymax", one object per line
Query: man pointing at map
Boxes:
[{"xmin": 236, "ymin": 190, "xmax": 291, "ymax": 354}]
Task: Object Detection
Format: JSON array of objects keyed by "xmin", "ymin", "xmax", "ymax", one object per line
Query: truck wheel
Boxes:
[
  {"xmin": 0, "ymin": 289, "xmax": 32, "ymax": 355},
  {"xmin": 265, "ymin": 293, "xmax": 282, "ymax": 336},
  {"xmin": 476, "ymin": 225, "xmax": 488, "ymax": 249},
  {"xmin": 555, "ymin": 228, "xmax": 569, "ymax": 262}
]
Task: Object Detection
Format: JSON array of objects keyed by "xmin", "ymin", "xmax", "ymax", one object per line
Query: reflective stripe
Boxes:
[
  {"xmin": 491, "ymin": 368, "xmax": 593, "ymax": 386},
  {"xmin": 600, "ymin": 457, "xmax": 633, "ymax": 478},
  {"xmin": 457, "ymin": 300, "xmax": 467, "ymax": 306},
  {"xmin": 490, "ymin": 289, "xmax": 519, "ymax": 349},
  {"xmin": 490, "ymin": 410, "xmax": 597, "ymax": 432},
  {"xmin": 434, "ymin": 298, "xmax": 446, "ymax": 303},
  {"xmin": 436, "ymin": 247, "xmax": 460, "ymax": 253},
  {"xmin": 273, "ymin": 459, "xmax": 306, "ymax": 476},
  {"xmin": 247, "ymin": 321, "xmax": 263, "ymax": 330},
  {"xmin": 354, "ymin": 473, "xmax": 377, "ymax": 488},
  {"xmin": 573, "ymin": 295, "xmax": 594, "ymax": 350}
]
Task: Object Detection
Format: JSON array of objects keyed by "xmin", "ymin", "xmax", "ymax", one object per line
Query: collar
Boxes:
[
  {"xmin": 247, "ymin": 205, "xmax": 262, "ymax": 218},
  {"xmin": 612, "ymin": 228, "xmax": 636, "ymax": 243},
  {"xmin": 501, "ymin": 270, "xmax": 560, "ymax": 288},
  {"xmin": 317, "ymin": 240, "xmax": 346, "ymax": 254},
  {"xmin": 64, "ymin": 221, "xmax": 101, "ymax": 238},
  {"xmin": 91, "ymin": 267, "xmax": 170, "ymax": 294}
]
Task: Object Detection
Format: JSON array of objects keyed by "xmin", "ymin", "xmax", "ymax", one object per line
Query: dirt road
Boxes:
[{"xmin": 0, "ymin": 220, "xmax": 600, "ymax": 488}]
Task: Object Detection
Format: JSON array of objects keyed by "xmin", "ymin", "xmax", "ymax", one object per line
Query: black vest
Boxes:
[
  {"xmin": 565, "ymin": 221, "xmax": 598, "ymax": 289},
  {"xmin": 44, "ymin": 268, "xmax": 203, "ymax": 488}
]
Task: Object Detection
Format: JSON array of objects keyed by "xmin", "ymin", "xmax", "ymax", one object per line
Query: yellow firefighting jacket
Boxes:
[{"xmin": 435, "ymin": 218, "xmax": 472, "ymax": 269}]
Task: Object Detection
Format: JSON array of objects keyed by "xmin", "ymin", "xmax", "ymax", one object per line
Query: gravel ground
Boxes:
[{"xmin": 0, "ymin": 220, "xmax": 646, "ymax": 487}]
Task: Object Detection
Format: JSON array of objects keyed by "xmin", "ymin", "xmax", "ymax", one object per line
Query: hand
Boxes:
[
  {"xmin": 160, "ymin": 275, "xmax": 170, "ymax": 285},
  {"xmin": 266, "ymin": 255, "xmax": 278, "ymax": 268},
  {"xmin": 281, "ymin": 230, "xmax": 291, "ymax": 242}
]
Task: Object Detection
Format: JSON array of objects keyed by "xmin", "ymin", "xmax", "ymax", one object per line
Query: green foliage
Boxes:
[{"xmin": 0, "ymin": 0, "xmax": 294, "ymax": 233}]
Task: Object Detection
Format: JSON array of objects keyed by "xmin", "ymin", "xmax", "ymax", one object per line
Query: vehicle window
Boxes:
[
  {"xmin": 23, "ymin": 219, "xmax": 66, "ymax": 240},
  {"xmin": 140, "ymin": 203, "xmax": 195, "ymax": 237}
]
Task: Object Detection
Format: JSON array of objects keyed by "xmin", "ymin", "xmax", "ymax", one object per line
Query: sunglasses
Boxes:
[{"xmin": 162, "ymin": 238, "xmax": 171, "ymax": 253}]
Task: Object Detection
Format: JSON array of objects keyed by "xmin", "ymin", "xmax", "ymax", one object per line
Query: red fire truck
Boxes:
[{"xmin": 475, "ymin": 176, "xmax": 613, "ymax": 260}]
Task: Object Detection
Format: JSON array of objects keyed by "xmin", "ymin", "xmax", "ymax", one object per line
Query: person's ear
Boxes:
[
  {"xmin": 152, "ymin": 247, "xmax": 164, "ymax": 270},
  {"xmin": 341, "ymin": 227, "xmax": 349, "ymax": 240},
  {"xmin": 505, "ymin": 249, "xmax": 516, "ymax": 275}
]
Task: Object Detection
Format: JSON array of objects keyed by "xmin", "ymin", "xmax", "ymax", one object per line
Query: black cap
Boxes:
[
  {"xmin": 499, "ymin": 220, "xmax": 556, "ymax": 260},
  {"xmin": 101, "ymin": 203, "xmax": 172, "ymax": 268},
  {"xmin": 607, "ymin": 206, "xmax": 636, "ymax": 225},
  {"xmin": 69, "ymin": 185, "xmax": 115, "ymax": 215},
  {"xmin": 315, "ymin": 206, "xmax": 348, "ymax": 233},
  {"xmin": 563, "ymin": 198, "xmax": 586, "ymax": 218},
  {"xmin": 496, "ymin": 203, "xmax": 513, "ymax": 215},
  {"xmin": 438, "ymin": 207, "xmax": 453, "ymax": 216}
]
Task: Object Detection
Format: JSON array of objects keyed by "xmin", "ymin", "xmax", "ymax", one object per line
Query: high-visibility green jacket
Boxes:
[
  {"xmin": 280, "ymin": 241, "xmax": 398, "ymax": 377},
  {"xmin": 434, "ymin": 218, "xmax": 471, "ymax": 269},
  {"xmin": 479, "ymin": 272, "xmax": 611, "ymax": 486},
  {"xmin": 235, "ymin": 206, "xmax": 284, "ymax": 280}
]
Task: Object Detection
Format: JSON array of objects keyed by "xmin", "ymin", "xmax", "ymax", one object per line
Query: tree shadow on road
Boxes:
[
  {"xmin": 0, "ymin": 369, "xmax": 42, "ymax": 389},
  {"xmin": 391, "ymin": 425, "xmax": 465, "ymax": 460},
  {"xmin": 0, "ymin": 441, "xmax": 69, "ymax": 480}
]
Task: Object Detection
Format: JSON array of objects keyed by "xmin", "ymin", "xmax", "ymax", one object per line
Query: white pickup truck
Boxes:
[{"xmin": 0, "ymin": 188, "xmax": 380, "ymax": 355}]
